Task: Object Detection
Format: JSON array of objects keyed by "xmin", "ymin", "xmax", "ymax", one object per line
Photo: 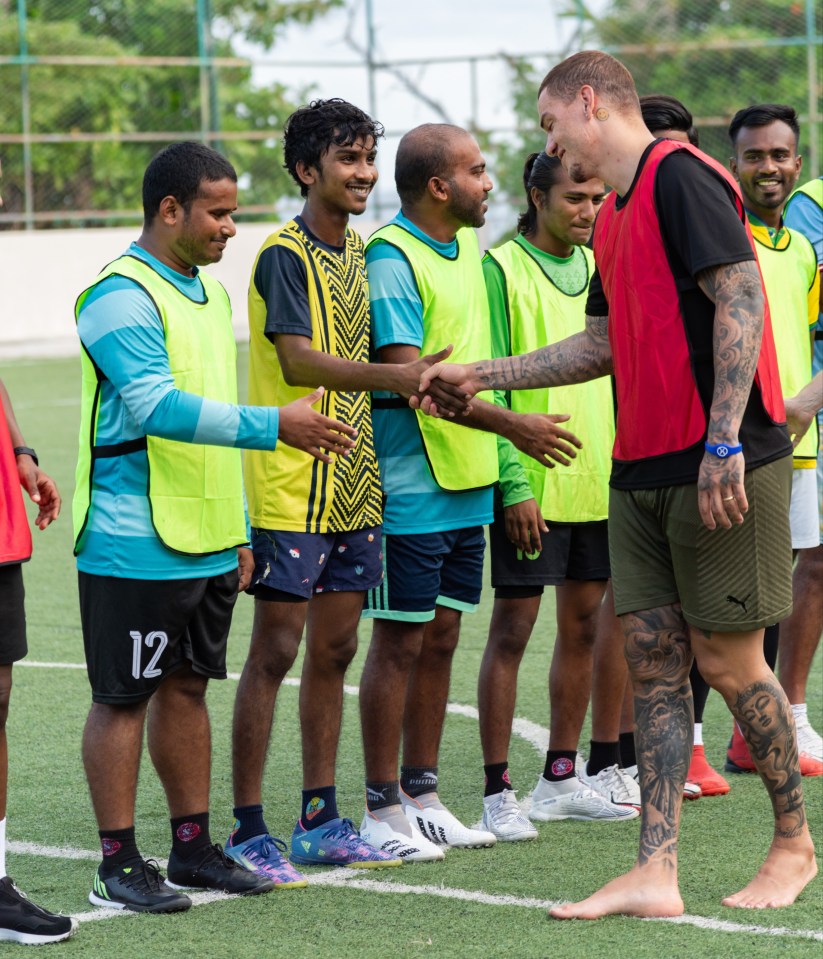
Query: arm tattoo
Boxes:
[
  {"xmin": 470, "ymin": 314, "xmax": 612, "ymax": 392},
  {"xmin": 622, "ymin": 605, "xmax": 693, "ymax": 869},
  {"xmin": 731, "ymin": 680, "xmax": 807, "ymax": 840},
  {"xmin": 696, "ymin": 260, "xmax": 764, "ymax": 442}
]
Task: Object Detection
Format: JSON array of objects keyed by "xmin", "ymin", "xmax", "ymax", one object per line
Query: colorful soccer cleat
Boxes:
[
  {"xmin": 687, "ymin": 745, "xmax": 730, "ymax": 796},
  {"xmin": 290, "ymin": 817, "xmax": 403, "ymax": 869},
  {"xmin": 225, "ymin": 831, "xmax": 308, "ymax": 889}
]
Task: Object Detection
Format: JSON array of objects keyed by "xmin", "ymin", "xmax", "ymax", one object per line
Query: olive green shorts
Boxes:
[{"xmin": 609, "ymin": 455, "xmax": 793, "ymax": 633}]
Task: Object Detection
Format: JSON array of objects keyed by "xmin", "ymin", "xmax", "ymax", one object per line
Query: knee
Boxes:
[
  {"xmin": 487, "ymin": 618, "xmax": 533, "ymax": 661},
  {"xmin": 424, "ymin": 622, "xmax": 460, "ymax": 659},
  {"xmin": 248, "ymin": 636, "xmax": 301, "ymax": 682},
  {"xmin": 692, "ymin": 654, "xmax": 736, "ymax": 699},
  {"xmin": 163, "ymin": 668, "xmax": 209, "ymax": 706},
  {"xmin": 313, "ymin": 631, "xmax": 358, "ymax": 672}
]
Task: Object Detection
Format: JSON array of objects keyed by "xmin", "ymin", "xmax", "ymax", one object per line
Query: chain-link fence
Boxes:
[{"xmin": 1, "ymin": 0, "xmax": 820, "ymax": 230}]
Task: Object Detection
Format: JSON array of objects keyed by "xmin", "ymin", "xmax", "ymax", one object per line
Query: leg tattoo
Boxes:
[
  {"xmin": 623, "ymin": 606, "xmax": 693, "ymax": 869},
  {"xmin": 731, "ymin": 681, "xmax": 806, "ymax": 840}
]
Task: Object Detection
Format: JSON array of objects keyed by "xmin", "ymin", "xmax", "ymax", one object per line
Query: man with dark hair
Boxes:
[
  {"xmin": 477, "ymin": 152, "xmax": 639, "ymax": 840},
  {"xmin": 419, "ymin": 51, "xmax": 815, "ymax": 917},
  {"xmin": 639, "ymin": 94, "xmax": 699, "ymax": 147},
  {"xmin": 75, "ymin": 140, "xmax": 357, "ymax": 912},
  {"xmin": 358, "ymin": 124, "xmax": 579, "ymax": 860},
  {"xmin": 228, "ymin": 100, "xmax": 455, "ymax": 879},
  {"xmin": 727, "ymin": 106, "xmax": 822, "ymax": 777}
]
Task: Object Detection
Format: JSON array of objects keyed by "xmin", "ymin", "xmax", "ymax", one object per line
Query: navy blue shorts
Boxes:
[
  {"xmin": 363, "ymin": 526, "xmax": 485, "ymax": 622},
  {"xmin": 490, "ymin": 516, "xmax": 610, "ymax": 598},
  {"xmin": 248, "ymin": 526, "xmax": 383, "ymax": 601}
]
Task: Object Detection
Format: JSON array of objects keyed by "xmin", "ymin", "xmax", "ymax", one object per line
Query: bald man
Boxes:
[{"xmin": 358, "ymin": 123, "xmax": 580, "ymax": 860}]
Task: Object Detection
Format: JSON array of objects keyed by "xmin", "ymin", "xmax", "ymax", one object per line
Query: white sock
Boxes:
[
  {"xmin": 693, "ymin": 723, "xmax": 703, "ymax": 747},
  {"xmin": 791, "ymin": 703, "xmax": 808, "ymax": 725},
  {"xmin": 0, "ymin": 818, "xmax": 6, "ymax": 878}
]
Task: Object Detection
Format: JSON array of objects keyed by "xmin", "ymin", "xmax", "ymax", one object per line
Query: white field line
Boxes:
[
  {"xmin": 7, "ymin": 842, "xmax": 822, "ymax": 942},
  {"xmin": 22, "ymin": 662, "xmax": 548, "ymax": 755}
]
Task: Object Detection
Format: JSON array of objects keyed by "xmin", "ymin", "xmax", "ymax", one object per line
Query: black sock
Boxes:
[
  {"xmin": 300, "ymin": 785, "xmax": 338, "ymax": 829},
  {"xmin": 98, "ymin": 826, "xmax": 142, "ymax": 875},
  {"xmin": 690, "ymin": 661, "xmax": 711, "ymax": 724},
  {"xmin": 170, "ymin": 812, "xmax": 211, "ymax": 861},
  {"xmin": 484, "ymin": 762, "xmax": 512, "ymax": 797},
  {"xmin": 619, "ymin": 732, "xmax": 637, "ymax": 769},
  {"xmin": 587, "ymin": 740, "xmax": 621, "ymax": 776},
  {"xmin": 400, "ymin": 766, "xmax": 438, "ymax": 799},
  {"xmin": 543, "ymin": 750, "xmax": 577, "ymax": 781},
  {"xmin": 230, "ymin": 804, "xmax": 268, "ymax": 846},
  {"xmin": 764, "ymin": 622, "xmax": 779, "ymax": 672},
  {"xmin": 366, "ymin": 780, "xmax": 400, "ymax": 812}
]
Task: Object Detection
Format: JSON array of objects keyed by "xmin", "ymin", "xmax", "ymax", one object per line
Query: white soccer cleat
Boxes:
[
  {"xmin": 796, "ymin": 717, "xmax": 823, "ymax": 764},
  {"xmin": 528, "ymin": 774, "xmax": 639, "ymax": 822},
  {"xmin": 401, "ymin": 792, "xmax": 497, "ymax": 848},
  {"xmin": 359, "ymin": 807, "xmax": 445, "ymax": 862},
  {"xmin": 580, "ymin": 763, "xmax": 641, "ymax": 810},
  {"xmin": 481, "ymin": 790, "xmax": 538, "ymax": 842}
]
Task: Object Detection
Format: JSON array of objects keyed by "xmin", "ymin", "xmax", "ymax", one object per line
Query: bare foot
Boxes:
[
  {"xmin": 722, "ymin": 840, "xmax": 818, "ymax": 909},
  {"xmin": 549, "ymin": 865, "xmax": 684, "ymax": 920}
]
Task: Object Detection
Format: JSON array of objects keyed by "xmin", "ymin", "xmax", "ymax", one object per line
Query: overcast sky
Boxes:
[{"xmin": 249, "ymin": 0, "xmax": 590, "ymax": 220}]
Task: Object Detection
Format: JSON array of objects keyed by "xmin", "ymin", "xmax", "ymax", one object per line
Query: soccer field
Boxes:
[{"xmin": 2, "ymin": 350, "xmax": 821, "ymax": 958}]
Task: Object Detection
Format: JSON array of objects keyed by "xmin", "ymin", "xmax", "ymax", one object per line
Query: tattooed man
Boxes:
[{"xmin": 418, "ymin": 51, "xmax": 817, "ymax": 918}]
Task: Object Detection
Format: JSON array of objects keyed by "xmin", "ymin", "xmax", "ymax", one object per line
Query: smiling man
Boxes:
[
  {"xmin": 416, "ymin": 52, "xmax": 815, "ymax": 918},
  {"xmin": 727, "ymin": 105, "xmax": 822, "ymax": 777},
  {"xmin": 74, "ymin": 141, "xmax": 358, "ymax": 912},
  {"xmin": 228, "ymin": 100, "xmax": 454, "ymax": 880}
]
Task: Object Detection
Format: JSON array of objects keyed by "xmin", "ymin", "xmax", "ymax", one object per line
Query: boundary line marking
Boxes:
[{"xmin": 8, "ymin": 841, "xmax": 822, "ymax": 941}]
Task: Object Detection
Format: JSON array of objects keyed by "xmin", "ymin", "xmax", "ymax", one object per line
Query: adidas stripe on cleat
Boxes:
[
  {"xmin": 89, "ymin": 861, "xmax": 191, "ymax": 913},
  {"xmin": 359, "ymin": 807, "xmax": 444, "ymax": 862},
  {"xmin": 400, "ymin": 791, "xmax": 496, "ymax": 848}
]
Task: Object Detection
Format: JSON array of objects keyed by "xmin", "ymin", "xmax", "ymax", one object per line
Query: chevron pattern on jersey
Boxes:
[{"xmin": 294, "ymin": 225, "xmax": 381, "ymax": 533}]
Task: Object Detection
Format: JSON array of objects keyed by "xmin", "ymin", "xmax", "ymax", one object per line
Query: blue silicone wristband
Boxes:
[{"xmin": 704, "ymin": 441, "xmax": 742, "ymax": 458}]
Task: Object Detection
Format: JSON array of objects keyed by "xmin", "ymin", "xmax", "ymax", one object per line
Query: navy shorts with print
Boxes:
[
  {"xmin": 363, "ymin": 526, "xmax": 486, "ymax": 622},
  {"xmin": 248, "ymin": 526, "xmax": 383, "ymax": 601}
]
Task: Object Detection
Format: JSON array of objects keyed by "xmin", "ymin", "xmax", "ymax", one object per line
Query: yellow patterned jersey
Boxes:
[{"xmin": 245, "ymin": 219, "xmax": 382, "ymax": 533}]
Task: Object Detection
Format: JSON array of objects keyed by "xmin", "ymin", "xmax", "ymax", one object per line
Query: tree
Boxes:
[{"xmin": 0, "ymin": 0, "xmax": 342, "ymax": 227}]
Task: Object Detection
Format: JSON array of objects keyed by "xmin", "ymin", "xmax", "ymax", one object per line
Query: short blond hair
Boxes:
[{"xmin": 539, "ymin": 51, "xmax": 640, "ymax": 114}]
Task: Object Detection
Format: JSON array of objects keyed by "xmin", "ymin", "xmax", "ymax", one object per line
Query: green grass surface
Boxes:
[{"xmin": 2, "ymin": 351, "xmax": 821, "ymax": 957}]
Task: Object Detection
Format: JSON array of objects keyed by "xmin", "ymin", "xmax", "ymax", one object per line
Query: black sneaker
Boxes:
[
  {"xmin": 89, "ymin": 860, "xmax": 192, "ymax": 913},
  {"xmin": 167, "ymin": 843, "xmax": 274, "ymax": 895},
  {"xmin": 0, "ymin": 876, "xmax": 77, "ymax": 944}
]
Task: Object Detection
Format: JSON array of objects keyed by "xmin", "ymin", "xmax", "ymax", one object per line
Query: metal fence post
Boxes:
[{"xmin": 16, "ymin": 0, "xmax": 33, "ymax": 230}]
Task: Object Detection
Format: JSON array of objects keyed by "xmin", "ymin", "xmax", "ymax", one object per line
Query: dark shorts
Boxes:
[
  {"xmin": 490, "ymin": 516, "xmax": 610, "ymax": 598},
  {"xmin": 609, "ymin": 456, "xmax": 793, "ymax": 633},
  {"xmin": 247, "ymin": 526, "xmax": 383, "ymax": 601},
  {"xmin": 78, "ymin": 570, "xmax": 238, "ymax": 705},
  {"xmin": 363, "ymin": 526, "xmax": 485, "ymax": 623},
  {"xmin": 0, "ymin": 564, "xmax": 28, "ymax": 664}
]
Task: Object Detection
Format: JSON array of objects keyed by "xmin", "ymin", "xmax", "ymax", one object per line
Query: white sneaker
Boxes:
[
  {"xmin": 625, "ymin": 764, "xmax": 701, "ymax": 800},
  {"xmin": 359, "ymin": 807, "xmax": 444, "ymax": 862},
  {"xmin": 481, "ymin": 790, "xmax": 538, "ymax": 842},
  {"xmin": 528, "ymin": 775, "xmax": 639, "ymax": 822},
  {"xmin": 401, "ymin": 792, "xmax": 497, "ymax": 848},
  {"xmin": 796, "ymin": 718, "xmax": 823, "ymax": 763},
  {"xmin": 581, "ymin": 763, "xmax": 641, "ymax": 809}
]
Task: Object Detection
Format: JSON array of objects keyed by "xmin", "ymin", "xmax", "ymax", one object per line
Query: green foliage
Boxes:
[
  {"xmin": 0, "ymin": 0, "xmax": 342, "ymax": 226},
  {"xmin": 488, "ymin": 0, "xmax": 820, "ymax": 216}
]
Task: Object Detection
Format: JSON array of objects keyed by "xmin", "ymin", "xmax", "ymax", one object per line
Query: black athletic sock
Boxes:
[
  {"xmin": 365, "ymin": 780, "xmax": 400, "ymax": 812},
  {"xmin": 230, "ymin": 804, "xmax": 268, "ymax": 846},
  {"xmin": 587, "ymin": 739, "xmax": 621, "ymax": 776},
  {"xmin": 690, "ymin": 661, "xmax": 711, "ymax": 724},
  {"xmin": 484, "ymin": 762, "xmax": 512, "ymax": 797},
  {"xmin": 98, "ymin": 826, "xmax": 142, "ymax": 876},
  {"xmin": 400, "ymin": 766, "xmax": 438, "ymax": 799},
  {"xmin": 170, "ymin": 811, "xmax": 211, "ymax": 861},
  {"xmin": 619, "ymin": 732, "xmax": 636, "ymax": 769},
  {"xmin": 300, "ymin": 785, "xmax": 338, "ymax": 829},
  {"xmin": 542, "ymin": 750, "xmax": 577, "ymax": 782},
  {"xmin": 764, "ymin": 622, "xmax": 779, "ymax": 672}
]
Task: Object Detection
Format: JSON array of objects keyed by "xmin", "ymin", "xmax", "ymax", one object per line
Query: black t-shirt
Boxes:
[
  {"xmin": 253, "ymin": 215, "xmax": 347, "ymax": 342},
  {"xmin": 587, "ymin": 145, "xmax": 791, "ymax": 488}
]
